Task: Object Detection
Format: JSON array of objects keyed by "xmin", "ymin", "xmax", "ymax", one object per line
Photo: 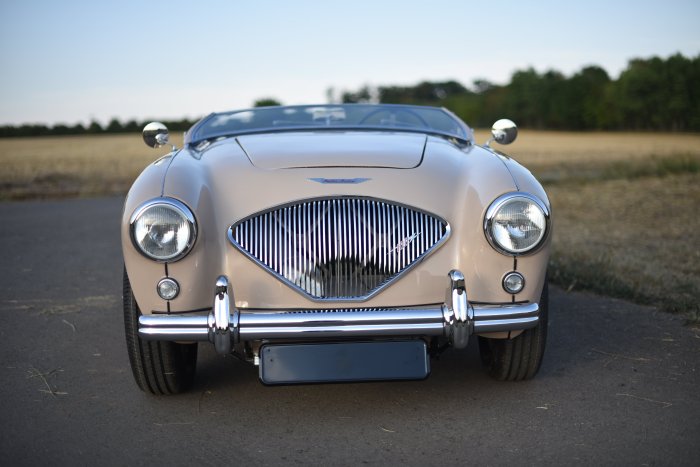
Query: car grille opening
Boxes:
[{"xmin": 229, "ymin": 197, "xmax": 449, "ymax": 300}]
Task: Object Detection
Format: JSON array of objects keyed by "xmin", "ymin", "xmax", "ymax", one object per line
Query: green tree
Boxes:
[
  {"xmin": 342, "ymin": 86, "xmax": 372, "ymax": 103},
  {"xmin": 664, "ymin": 53, "xmax": 697, "ymax": 131},
  {"xmin": 106, "ymin": 118, "xmax": 124, "ymax": 133},
  {"xmin": 3, "ymin": 53, "xmax": 698, "ymax": 137},
  {"xmin": 569, "ymin": 66, "xmax": 611, "ymax": 129},
  {"xmin": 123, "ymin": 120, "xmax": 139, "ymax": 132},
  {"xmin": 253, "ymin": 98, "xmax": 282, "ymax": 107},
  {"xmin": 504, "ymin": 68, "xmax": 546, "ymax": 128},
  {"xmin": 87, "ymin": 120, "xmax": 103, "ymax": 134}
]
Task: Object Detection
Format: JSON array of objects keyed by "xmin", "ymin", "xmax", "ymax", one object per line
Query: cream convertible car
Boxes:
[{"xmin": 122, "ymin": 104, "xmax": 551, "ymax": 393}]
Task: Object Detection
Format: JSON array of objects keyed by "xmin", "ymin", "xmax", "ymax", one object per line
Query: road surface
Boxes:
[{"xmin": 0, "ymin": 197, "xmax": 698, "ymax": 465}]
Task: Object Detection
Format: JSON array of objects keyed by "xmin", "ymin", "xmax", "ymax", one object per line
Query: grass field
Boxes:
[
  {"xmin": 483, "ymin": 130, "xmax": 700, "ymax": 322},
  {"xmin": 0, "ymin": 133, "xmax": 184, "ymax": 199},
  {"xmin": 1, "ymin": 131, "xmax": 699, "ymax": 321}
]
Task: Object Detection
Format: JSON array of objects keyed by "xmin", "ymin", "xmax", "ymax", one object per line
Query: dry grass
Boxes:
[
  {"xmin": 2, "ymin": 130, "xmax": 699, "ymax": 320},
  {"xmin": 478, "ymin": 130, "xmax": 700, "ymax": 321},
  {"xmin": 473, "ymin": 130, "xmax": 700, "ymax": 165},
  {"xmin": 475, "ymin": 130, "xmax": 700, "ymax": 321},
  {"xmin": 2, "ymin": 131, "xmax": 697, "ymax": 200},
  {"xmin": 0, "ymin": 133, "xmax": 183, "ymax": 199},
  {"xmin": 547, "ymin": 174, "xmax": 700, "ymax": 319}
]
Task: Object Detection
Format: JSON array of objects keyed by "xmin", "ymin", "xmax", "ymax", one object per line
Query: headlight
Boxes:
[
  {"xmin": 130, "ymin": 198, "xmax": 196, "ymax": 262},
  {"xmin": 484, "ymin": 193, "xmax": 549, "ymax": 255}
]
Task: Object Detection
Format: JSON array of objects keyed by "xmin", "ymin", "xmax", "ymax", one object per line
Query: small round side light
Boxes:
[
  {"xmin": 157, "ymin": 278, "xmax": 180, "ymax": 300},
  {"xmin": 502, "ymin": 272, "xmax": 525, "ymax": 294}
]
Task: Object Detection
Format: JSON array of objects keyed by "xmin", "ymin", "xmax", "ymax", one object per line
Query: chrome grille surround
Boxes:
[{"xmin": 228, "ymin": 197, "xmax": 450, "ymax": 301}]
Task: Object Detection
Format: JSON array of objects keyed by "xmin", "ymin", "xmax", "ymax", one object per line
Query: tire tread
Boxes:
[
  {"xmin": 123, "ymin": 268, "xmax": 197, "ymax": 395},
  {"xmin": 479, "ymin": 281, "xmax": 549, "ymax": 382}
]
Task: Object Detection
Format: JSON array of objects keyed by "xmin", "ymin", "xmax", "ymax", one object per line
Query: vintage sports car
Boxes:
[{"xmin": 122, "ymin": 104, "xmax": 551, "ymax": 393}]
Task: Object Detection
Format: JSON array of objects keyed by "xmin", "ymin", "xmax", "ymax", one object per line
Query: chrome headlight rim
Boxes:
[
  {"xmin": 129, "ymin": 197, "xmax": 197, "ymax": 262},
  {"xmin": 484, "ymin": 192, "xmax": 550, "ymax": 256}
]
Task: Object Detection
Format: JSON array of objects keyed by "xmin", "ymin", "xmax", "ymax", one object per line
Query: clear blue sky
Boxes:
[{"xmin": 1, "ymin": 0, "xmax": 698, "ymax": 126}]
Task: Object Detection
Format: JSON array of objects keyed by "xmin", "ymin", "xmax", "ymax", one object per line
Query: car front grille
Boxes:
[{"xmin": 228, "ymin": 197, "xmax": 449, "ymax": 300}]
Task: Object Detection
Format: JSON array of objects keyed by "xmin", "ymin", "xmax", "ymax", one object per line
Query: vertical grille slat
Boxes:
[{"xmin": 230, "ymin": 197, "xmax": 448, "ymax": 300}]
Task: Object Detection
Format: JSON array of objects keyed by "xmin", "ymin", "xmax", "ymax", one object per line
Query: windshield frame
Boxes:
[{"xmin": 184, "ymin": 104, "xmax": 473, "ymax": 146}]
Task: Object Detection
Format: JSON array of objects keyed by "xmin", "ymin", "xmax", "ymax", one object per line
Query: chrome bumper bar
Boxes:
[{"xmin": 138, "ymin": 270, "xmax": 539, "ymax": 355}]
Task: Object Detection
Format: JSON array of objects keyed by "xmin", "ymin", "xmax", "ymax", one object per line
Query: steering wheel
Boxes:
[{"xmin": 358, "ymin": 108, "xmax": 430, "ymax": 127}]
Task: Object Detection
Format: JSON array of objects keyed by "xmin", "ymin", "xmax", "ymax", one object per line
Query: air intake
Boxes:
[{"xmin": 228, "ymin": 197, "xmax": 449, "ymax": 300}]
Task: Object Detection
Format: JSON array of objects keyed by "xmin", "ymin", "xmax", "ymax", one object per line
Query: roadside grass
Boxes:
[
  {"xmin": 472, "ymin": 130, "xmax": 700, "ymax": 323},
  {"xmin": 545, "ymin": 174, "xmax": 700, "ymax": 323},
  {"xmin": 473, "ymin": 129, "xmax": 700, "ymax": 165},
  {"xmin": 529, "ymin": 153, "xmax": 699, "ymax": 185},
  {"xmin": 0, "ymin": 133, "xmax": 183, "ymax": 200},
  {"xmin": 1, "ymin": 130, "xmax": 699, "ymax": 322}
]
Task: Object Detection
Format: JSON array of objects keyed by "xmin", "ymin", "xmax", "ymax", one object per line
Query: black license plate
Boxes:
[{"xmin": 259, "ymin": 340, "xmax": 430, "ymax": 385}]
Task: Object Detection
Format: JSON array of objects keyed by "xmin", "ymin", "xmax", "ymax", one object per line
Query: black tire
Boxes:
[
  {"xmin": 123, "ymin": 268, "xmax": 197, "ymax": 394},
  {"xmin": 478, "ymin": 280, "xmax": 548, "ymax": 381}
]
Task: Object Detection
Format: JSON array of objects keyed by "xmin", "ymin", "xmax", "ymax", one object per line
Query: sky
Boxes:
[{"xmin": 1, "ymin": 0, "xmax": 698, "ymax": 126}]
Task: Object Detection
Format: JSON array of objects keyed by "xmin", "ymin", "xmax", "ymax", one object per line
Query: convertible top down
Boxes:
[{"xmin": 122, "ymin": 104, "xmax": 551, "ymax": 392}]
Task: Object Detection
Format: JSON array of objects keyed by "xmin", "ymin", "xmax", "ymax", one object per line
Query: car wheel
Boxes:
[
  {"xmin": 123, "ymin": 268, "xmax": 197, "ymax": 394},
  {"xmin": 478, "ymin": 280, "xmax": 548, "ymax": 381}
]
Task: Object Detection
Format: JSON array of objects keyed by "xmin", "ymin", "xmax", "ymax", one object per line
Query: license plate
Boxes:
[{"xmin": 259, "ymin": 340, "xmax": 430, "ymax": 385}]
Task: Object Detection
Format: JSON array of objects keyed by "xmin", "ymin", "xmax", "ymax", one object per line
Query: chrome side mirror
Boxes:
[
  {"xmin": 143, "ymin": 122, "xmax": 171, "ymax": 149},
  {"xmin": 486, "ymin": 119, "xmax": 518, "ymax": 147}
]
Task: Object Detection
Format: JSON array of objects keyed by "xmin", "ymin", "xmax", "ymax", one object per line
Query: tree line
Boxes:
[
  {"xmin": 0, "ymin": 118, "xmax": 198, "ymax": 138},
  {"xmin": 1, "ymin": 53, "xmax": 697, "ymax": 137},
  {"xmin": 339, "ymin": 53, "xmax": 699, "ymax": 131}
]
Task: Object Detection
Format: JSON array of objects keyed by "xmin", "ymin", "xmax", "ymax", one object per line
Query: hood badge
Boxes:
[
  {"xmin": 388, "ymin": 231, "xmax": 422, "ymax": 255},
  {"xmin": 308, "ymin": 177, "xmax": 371, "ymax": 184}
]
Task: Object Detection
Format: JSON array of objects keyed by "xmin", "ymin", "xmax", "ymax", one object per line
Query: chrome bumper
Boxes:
[{"xmin": 138, "ymin": 270, "xmax": 539, "ymax": 355}]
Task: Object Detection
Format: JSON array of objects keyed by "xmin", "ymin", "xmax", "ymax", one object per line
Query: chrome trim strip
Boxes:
[
  {"xmin": 474, "ymin": 317, "xmax": 539, "ymax": 333},
  {"xmin": 139, "ymin": 327, "xmax": 210, "ymax": 340},
  {"xmin": 227, "ymin": 197, "xmax": 451, "ymax": 302},
  {"xmin": 308, "ymin": 178, "xmax": 371, "ymax": 184},
  {"xmin": 472, "ymin": 301, "xmax": 538, "ymax": 333},
  {"xmin": 239, "ymin": 308, "xmax": 444, "ymax": 327},
  {"xmin": 241, "ymin": 323, "xmax": 446, "ymax": 340},
  {"xmin": 140, "ymin": 315, "xmax": 208, "ymax": 327},
  {"xmin": 473, "ymin": 302, "xmax": 539, "ymax": 320}
]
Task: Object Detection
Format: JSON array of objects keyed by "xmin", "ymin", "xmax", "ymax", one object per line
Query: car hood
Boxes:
[
  {"xmin": 163, "ymin": 136, "xmax": 522, "ymax": 231},
  {"xmin": 141, "ymin": 136, "xmax": 534, "ymax": 309},
  {"xmin": 236, "ymin": 132, "xmax": 427, "ymax": 169}
]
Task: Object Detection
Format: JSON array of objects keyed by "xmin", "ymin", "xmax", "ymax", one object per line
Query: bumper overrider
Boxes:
[{"xmin": 138, "ymin": 270, "xmax": 539, "ymax": 354}]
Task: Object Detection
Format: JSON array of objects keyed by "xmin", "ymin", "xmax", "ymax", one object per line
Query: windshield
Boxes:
[{"xmin": 186, "ymin": 104, "xmax": 471, "ymax": 145}]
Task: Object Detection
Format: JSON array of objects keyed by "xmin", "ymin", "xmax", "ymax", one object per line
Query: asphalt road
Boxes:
[{"xmin": 0, "ymin": 196, "xmax": 698, "ymax": 466}]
